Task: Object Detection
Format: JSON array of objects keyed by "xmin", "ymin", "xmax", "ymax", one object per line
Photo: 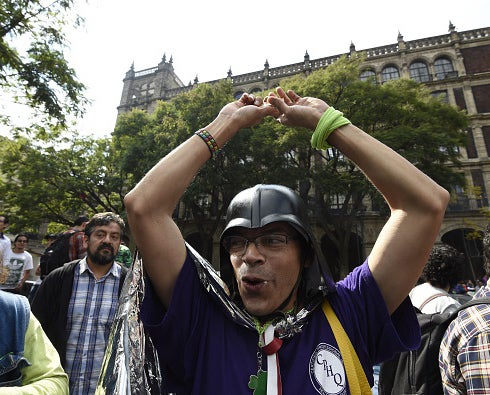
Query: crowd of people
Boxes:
[
  {"xmin": 1, "ymin": 88, "xmax": 490, "ymax": 394},
  {"xmin": 0, "ymin": 213, "xmax": 132, "ymax": 393}
]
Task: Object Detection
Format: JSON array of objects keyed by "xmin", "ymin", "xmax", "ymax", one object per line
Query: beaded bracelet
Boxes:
[
  {"xmin": 310, "ymin": 107, "xmax": 351, "ymax": 150},
  {"xmin": 195, "ymin": 129, "xmax": 220, "ymax": 158}
]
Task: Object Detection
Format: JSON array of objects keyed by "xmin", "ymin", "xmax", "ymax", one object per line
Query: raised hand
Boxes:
[
  {"xmin": 218, "ymin": 93, "xmax": 279, "ymax": 130},
  {"xmin": 265, "ymin": 87, "xmax": 329, "ymax": 130}
]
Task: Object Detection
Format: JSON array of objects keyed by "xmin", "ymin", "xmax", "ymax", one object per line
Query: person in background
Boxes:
[
  {"xmin": 31, "ymin": 212, "xmax": 128, "ymax": 395},
  {"xmin": 0, "ymin": 234, "xmax": 33, "ymax": 295},
  {"xmin": 410, "ymin": 243, "xmax": 463, "ymax": 314},
  {"xmin": 43, "ymin": 216, "xmax": 89, "ymax": 276},
  {"xmin": 0, "ymin": 290, "xmax": 68, "ymax": 394},
  {"xmin": 36, "ymin": 233, "xmax": 60, "ymax": 279},
  {"xmin": 440, "ymin": 225, "xmax": 490, "ymax": 393},
  {"xmin": 124, "ymin": 88, "xmax": 449, "ymax": 394},
  {"xmin": 115, "ymin": 234, "xmax": 132, "ymax": 269},
  {"xmin": 66, "ymin": 215, "xmax": 90, "ymax": 261},
  {"xmin": 0, "ymin": 215, "xmax": 11, "ymax": 268}
]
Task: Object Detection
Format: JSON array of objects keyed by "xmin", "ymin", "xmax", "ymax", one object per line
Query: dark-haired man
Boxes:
[
  {"xmin": 31, "ymin": 212, "xmax": 128, "ymax": 395},
  {"xmin": 124, "ymin": 88, "xmax": 449, "ymax": 394},
  {"xmin": 410, "ymin": 243, "xmax": 463, "ymax": 314}
]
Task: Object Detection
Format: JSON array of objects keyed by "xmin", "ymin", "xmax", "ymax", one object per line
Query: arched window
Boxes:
[
  {"xmin": 434, "ymin": 57, "xmax": 455, "ymax": 80},
  {"xmin": 360, "ymin": 69, "xmax": 376, "ymax": 82},
  {"xmin": 409, "ymin": 61, "xmax": 430, "ymax": 82},
  {"xmin": 381, "ymin": 66, "xmax": 400, "ymax": 83}
]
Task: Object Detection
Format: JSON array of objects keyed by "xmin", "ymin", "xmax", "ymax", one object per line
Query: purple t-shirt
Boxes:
[{"xmin": 141, "ymin": 252, "xmax": 419, "ymax": 394}]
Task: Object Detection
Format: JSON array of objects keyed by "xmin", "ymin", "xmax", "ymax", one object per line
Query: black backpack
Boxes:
[
  {"xmin": 44, "ymin": 231, "xmax": 77, "ymax": 275},
  {"xmin": 378, "ymin": 297, "xmax": 490, "ymax": 394}
]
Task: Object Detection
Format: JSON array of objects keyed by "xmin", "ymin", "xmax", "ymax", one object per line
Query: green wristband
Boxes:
[{"xmin": 311, "ymin": 107, "xmax": 351, "ymax": 149}]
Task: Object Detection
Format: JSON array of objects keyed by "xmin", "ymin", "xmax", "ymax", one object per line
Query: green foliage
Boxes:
[
  {"xmin": 0, "ymin": 133, "xmax": 126, "ymax": 234},
  {"xmin": 257, "ymin": 55, "xmax": 468, "ymax": 277},
  {"xmin": 0, "ymin": 55, "xmax": 469, "ymax": 271},
  {"xmin": 0, "ymin": 0, "xmax": 87, "ymax": 132}
]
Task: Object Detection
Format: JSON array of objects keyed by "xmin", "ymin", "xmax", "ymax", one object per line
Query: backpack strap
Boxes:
[
  {"xmin": 419, "ymin": 292, "xmax": 448, "ymax": 310},
  {"xmin": 322, "ymin": 300, "xmax": 371, "ymax": 395}
]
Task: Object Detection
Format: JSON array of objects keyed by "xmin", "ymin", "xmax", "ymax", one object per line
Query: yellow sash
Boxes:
[{"xmin": 322, "ymin": 300, "xmax": 372, "ymax": 394}]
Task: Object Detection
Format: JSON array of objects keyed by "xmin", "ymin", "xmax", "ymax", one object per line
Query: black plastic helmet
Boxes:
[{"xmin": 219, "ymin": 184, "xmax": 336, "ymax": 307}]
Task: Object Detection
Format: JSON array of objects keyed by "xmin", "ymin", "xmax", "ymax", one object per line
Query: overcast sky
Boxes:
[{"xmin": 62, "ymin": 0, "xmax": 490, "ymax": 137}]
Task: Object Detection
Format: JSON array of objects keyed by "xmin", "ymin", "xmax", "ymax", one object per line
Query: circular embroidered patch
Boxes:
[{"xmin": 309, "ymin": 343, "xmax": 347, "ymax": 394}]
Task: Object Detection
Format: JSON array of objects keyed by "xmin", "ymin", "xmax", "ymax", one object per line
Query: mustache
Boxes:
[{"xmin": 97, "ymin": 243, "xmax": 115, "ymax": 253}]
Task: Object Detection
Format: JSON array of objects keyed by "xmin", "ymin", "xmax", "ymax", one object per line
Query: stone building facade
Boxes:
[{"xmin": 118, "ymin": 24, "xmax": 490, "ymax": 280}]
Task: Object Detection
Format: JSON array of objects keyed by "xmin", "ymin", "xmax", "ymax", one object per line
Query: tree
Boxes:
[
  {"xmin": 0, "ymin": 0, "xmax": 87, "ymax": 133},
  {"xmin": 113, "ymin": 81, "xmax": 269, "ymax": 260},
  {"xmin": 113, "ymin": 59, "xmax": 467, "ymax": 275},
  {"xmin": 255, "ymin": 55, "xmax": 468, "ymax": 279},
  {"xmin": 0, "ymin": 133, "xmax": 126, "ymax": 234}
]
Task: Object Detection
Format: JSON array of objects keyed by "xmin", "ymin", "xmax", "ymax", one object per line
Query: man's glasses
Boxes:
[{"xmin": 222, "ymin": 234, "xmax": 298, "ymax": 256}]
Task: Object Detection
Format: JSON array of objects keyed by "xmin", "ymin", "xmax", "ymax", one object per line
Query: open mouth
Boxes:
[
  {"xmin": 244, "ymin": 278, "xmax": 263, "ymax": 285},
  {"xmin": 242, "ymin": 277, "xmax": 268, "ymax": 291}
]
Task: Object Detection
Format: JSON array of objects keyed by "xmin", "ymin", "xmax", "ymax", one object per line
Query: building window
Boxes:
[
  {"xmin": 471, "ymin": 169, "xmax": 488, "ymax": 207},
  {"xmin": 360, "ymin": 69, "xmax": 376, "ymax": 82},
  {"xmin": 466, "ymin": 128, "xmax": 478, "ymax": 159},
  {"xmin": 431, "ymin": 90, "xmax": 449, "ymax": 103},
  {"xmin": 448, "ymin": 182, "xmax": 470, "ymax": 211},
  {"xmin": 453, "ymin": 87, "xmax": 467, "ymax": 110},
  {"xmin": 409, "ymin": 61, "xmax": 430, "ymax": 82},
  {"xmin": 482, "ymin": 126, "xmax": 490, "ymax": 156},
  {"xmin": 434, "ymin": 57, "xmax": 456, "ymax": 80},
  {"xmin": 329, "ymin": 194, "xmax": 345, "ymax": 210},
  {"xmin": 472, "ymin": 84, "xmax": 490, "ymax": 113},
  {"xmin": 381, "ymin": 66, "xmax": 400, "ymax": 83}
]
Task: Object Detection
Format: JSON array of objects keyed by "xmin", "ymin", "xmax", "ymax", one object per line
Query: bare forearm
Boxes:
[
  {"xmin": 124, "ymin": 96, "xmax": 275, "ymax": 306},
  {"xmin": 124, "ymin": 116, "xmax": 238, "ymax": 218},
  {"xmin": 329, "ymin": 124, "xmax": 449, "ymax": 312}
]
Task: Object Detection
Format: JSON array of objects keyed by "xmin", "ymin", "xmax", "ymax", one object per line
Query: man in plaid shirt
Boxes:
[
  {"xmin": 439, "ymin": 225, "xmax": 490, "ymax": 394},
  {"xmin": 32, "ymin": 212, "xmax": 128, "ymax": 394}
]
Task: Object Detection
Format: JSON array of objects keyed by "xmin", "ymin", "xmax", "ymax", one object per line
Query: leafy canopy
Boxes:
[{"xmin": 0, "ymin": 0, "xmax": 87, "ymax": 134}]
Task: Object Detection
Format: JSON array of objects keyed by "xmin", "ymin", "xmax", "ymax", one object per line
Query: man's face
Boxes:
[
  {"xmin": 228, "ymin": 222, "xmax": 303, "ymax": 318},
  {"xmin": 85, "ymin": 222, "xmax": 121, "ymax": 266}
]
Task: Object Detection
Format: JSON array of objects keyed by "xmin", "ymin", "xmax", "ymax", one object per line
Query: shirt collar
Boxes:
[{"xmin": 78, "ymin": 257, "xmax": 121, "ymax": 279}]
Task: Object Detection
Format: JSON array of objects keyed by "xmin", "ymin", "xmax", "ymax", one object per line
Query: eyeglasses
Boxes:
[
  {"xmin": 16, "ymin": 240, "xmax": 28, "ymax": 243},
  {"xmin": 222, "ymin": 234, "xmax": 298, "ymax": 256}
]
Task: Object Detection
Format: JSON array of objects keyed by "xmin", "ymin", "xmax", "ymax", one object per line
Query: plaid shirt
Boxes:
[
  {"xmin": 65, "ymin": 258, "xmax": 121, "ymax": 394},
  {"xmin": 439, "ymin": 284, "xmax": 490, "ymax": 394}
]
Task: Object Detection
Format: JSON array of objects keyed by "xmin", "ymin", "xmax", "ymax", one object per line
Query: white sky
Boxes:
[{"xmin": 60, "ymin": 0, "xmax": 490, "ymax": 137}]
